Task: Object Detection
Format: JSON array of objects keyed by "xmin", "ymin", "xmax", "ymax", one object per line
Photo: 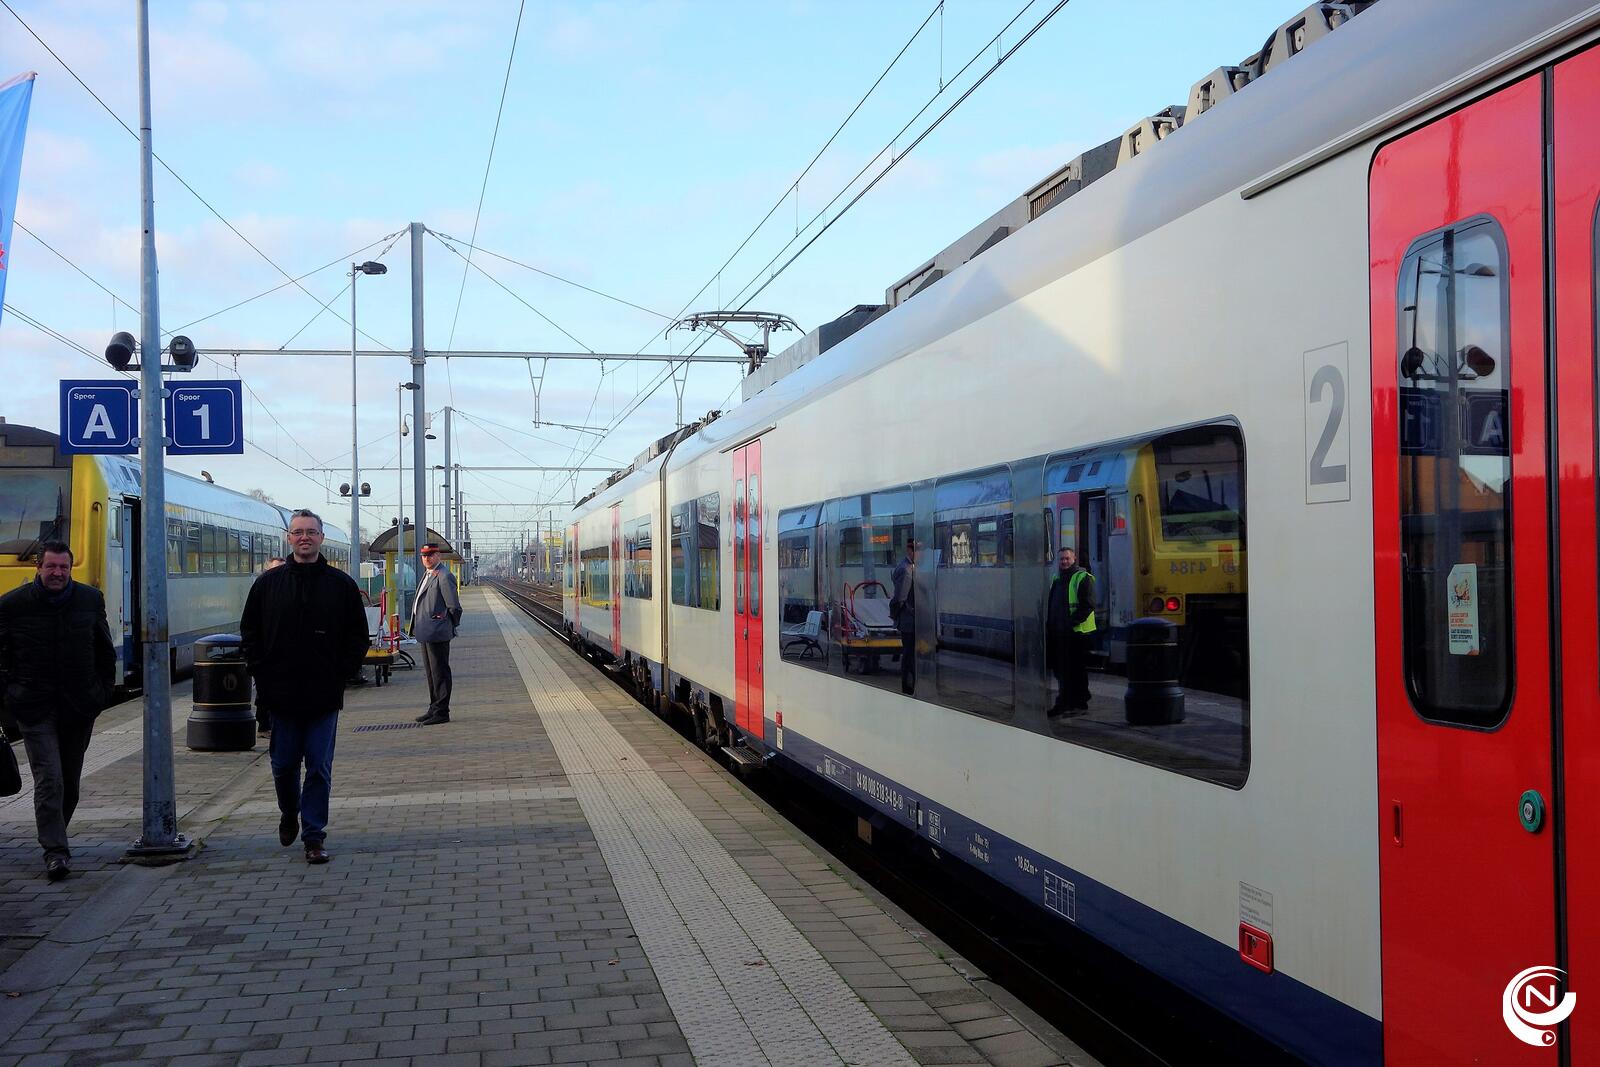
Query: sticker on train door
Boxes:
[{"xmin": 1447, "ymin": 563, "xmax": 1480, "ymax": 656}]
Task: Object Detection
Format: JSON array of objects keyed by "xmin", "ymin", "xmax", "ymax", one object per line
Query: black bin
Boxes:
[
  {"xmin": 1124, "ymin": 618, "xmax": 1185, "ymax": 725},
  {"xmin": 188, "ymin": 633, "xmax": 256, "ymax": 751}
]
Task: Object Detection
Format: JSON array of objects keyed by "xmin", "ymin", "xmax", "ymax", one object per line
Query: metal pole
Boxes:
[
  {"xmin": 130, "ymin": 0, "xmax": 183, "ymax": 859},
  {"xmin": 442, "ymin": 407, "xmax": 452, "ymax": 551},
  {"xmin": 410, "ymin": 223, "xmax": 426, "ymax": 593},
  {"xmin": 350, "ymin": 269, "xmax": 360, "ymax": 575},
  {"xmin": 396, "ymin": 384, "xmax": 405, "ymax": 627}
]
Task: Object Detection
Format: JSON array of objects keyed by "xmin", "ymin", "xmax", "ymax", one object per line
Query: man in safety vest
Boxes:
[{"xmin": 1046, "ymin": 546, "xmax": 1097, "ymax": 717}]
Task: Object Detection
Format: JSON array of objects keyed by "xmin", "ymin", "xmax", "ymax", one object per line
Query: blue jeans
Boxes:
[{"xmin": 270, "ymin": 712, "xmax": 338, "ymax": 844}]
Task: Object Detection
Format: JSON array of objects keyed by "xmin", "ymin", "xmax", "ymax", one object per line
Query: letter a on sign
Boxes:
[{"xmin": 82, "ymin": 404, "xmax": 114, "ymax": 440}]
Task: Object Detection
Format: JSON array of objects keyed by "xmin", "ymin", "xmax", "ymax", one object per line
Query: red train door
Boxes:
[
  {"xmin": 610, "ymin": 506, "xmax": 622, "ymax": 657},
  {"xmin": 1554, "ymin": 46, "xmax": 1600, "ymax": 1065},
  {"xmin": 1372, "ymin": 73, "xmax": 1566, "ymax": 1062},
  {"xmin": 569, "ymin": 523, "xmax": 579, "ymax": 632},
  {"xmin": 733, "ymin": 441, "xmax": 764, "ymax": 737}
]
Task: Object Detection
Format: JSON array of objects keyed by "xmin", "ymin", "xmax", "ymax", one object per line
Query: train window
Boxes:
[
  {"xmin": 625, "ymin": 516, "xmax": 652, "ymax": 599},
  {"xmin": 1038, "ymin": 425, "xmax": 1249, "ymax": 788},
  {"xmin": 167, "ymin": 518, "xmax": 183, "ymax": 575},
  {"xmin": 933, "ymin": 470, "xmax": 1014, "ymax": 717},
  {"xmin": 185, "ymin": 522, "xmax": 201, "ymax": 573},
  {"xmin": 1397, "ymin": 220, "xmax": 1511, "ymax": 727},
  {"xmin": 778, "ymin": 504, "xmax": 827, "ymax": 670},
  {"xmin": 822, "ymin": 488, "xmax": 912, "ymax": 691},
  {"xmin": 199, "ymin": 524, "xmax": 217, "ymax": 575},
  {"xmin": 748, "ymin": 475, "xmax": 760, "ymax": 619},
  {"xmin": 0, "ymin": 468, "xmax": 70, "ymax": 554},
  {"xmin": 734, "ymin": 480, "xmax": 745, "ymax": 614},
  {"xmin": 696, "ymin": 492, "xmax": 720, "ymax": 610}
]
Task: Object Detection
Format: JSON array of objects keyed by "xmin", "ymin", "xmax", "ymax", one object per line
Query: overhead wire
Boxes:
[
  {"xmin": 425, "ymin": 228, "xmax": 670, "ymax": 321},
  {"xmin": 577, "ymin": 0, "xmax": 1072, "ymax": 462},
  {"xmin": 443, "ymin": 0, "xmax": 529, "ymax": 406},
  {"xmin": 429, "ymin": 231, "xmax": 592, "ymax": 352},
  {"xmin": 0, "ymin": 0, "xmax": 399, "ymax": 350}
]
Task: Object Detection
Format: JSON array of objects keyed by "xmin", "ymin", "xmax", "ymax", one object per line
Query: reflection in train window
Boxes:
[
  {"xmin": 625, "ymin": 515, "xmax": 652, "ymax": 599},
  {"xmin": 778, "ymin": 505, "xmax": 826, "ymax": 669},
  {"xmin": 186, "ymin": 522, "xmax": 201, "ymax": 574},
  {"xmin": 167, "ymin": 518, "xmax": 183, "ymax": 574},
  {"xmin": 933, "ymin": 470, "xmax": 1013, "ymax": 717},
  {"xmin": 1397, "ymin": 218, "xmax": 1511, "ymax": 727},
  {"xmin": 670, "ymin": 493, "xmax": 721, "ymax": 610},
  {"xmin": 1039, "ymin": 424, "xmax": 1248, "ymax": 789},
  {"xmin": 824, "ymin": 488, "xmax": 911, "ymax": 692},
  {"xmin": 581, "ymin": 544, "xmax": 610, "ymax": 608}
]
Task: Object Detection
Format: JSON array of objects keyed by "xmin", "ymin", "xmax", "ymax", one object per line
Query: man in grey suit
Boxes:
[{"xmin": 411, "ymin": 544, "xmax": 462, "ymax": 725}]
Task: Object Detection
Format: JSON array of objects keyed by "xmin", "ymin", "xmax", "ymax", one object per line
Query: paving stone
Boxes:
[{"xmin": 0, "ymin": 590, "xmax": 1089, "ymax": 1067}]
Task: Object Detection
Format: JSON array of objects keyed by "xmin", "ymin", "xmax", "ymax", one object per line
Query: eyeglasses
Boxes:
[
  {"xmin": 289, "ymin": 530, "xmax": 323, "ymax": 540},
  {"xmin": 421, "ymin": 551, "xmax": 438, "ymax": 558}
]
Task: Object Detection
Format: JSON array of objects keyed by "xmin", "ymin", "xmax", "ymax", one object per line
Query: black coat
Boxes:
[
  {"xmin": 1046, "ymin": 566, "xmax": 1098, "ymax": 649},
  {"xmin": 240, "ymin": 555, "xmax": 368, "ymax": 720},
  {"xmin": 0, "ymin": 579, "xmax": 116, "ymax": 725}
]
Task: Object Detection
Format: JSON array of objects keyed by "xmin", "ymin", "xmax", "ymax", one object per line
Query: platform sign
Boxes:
[
  {"xmin": 1400, "ymin": 387, "xmax": 1442, "ymax": 456},
  {"xmin": 165, "ymin": 381, "xmax": 242, "ymax": 455},
  {"xmin": 1460, "ymin": 389, "xmax": 1508, "ymax": 456},
  {"xmin": 59, "ymin": 380, "xmax": 138, "ymax": 455}
]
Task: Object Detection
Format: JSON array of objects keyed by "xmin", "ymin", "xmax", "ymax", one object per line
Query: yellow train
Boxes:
[{"xmin": 0, "ymin": 419, "xmax": 351, "ymax": 685}]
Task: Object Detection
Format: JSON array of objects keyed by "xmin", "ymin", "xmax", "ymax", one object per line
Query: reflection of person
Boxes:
[
  {"xmin": 241, "ymin": 511, "xmax": 369, "ymax": 865},
  {"xmin": 253, "ymin": 557, "xmax": 286, "ymax": 738},
  {"xmin": 411, "ymin": 544, "xmax": 462, "ymax": 726},
  {"xmin": 0, "ymin": 542, "xmax": 115, "ymax": 881},
  {"xmin": 891, "ymin": 540, "xmax": 918, "ymax": 695},
  {"xmin": 1046, "ymin": 547, "xmax": 1097, "ymax": 716}
]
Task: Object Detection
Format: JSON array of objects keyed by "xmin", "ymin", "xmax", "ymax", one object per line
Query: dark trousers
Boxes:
[
  {"xmin": 898, "ymin": 628, "xmax": 915, "ymax": 694},
  {"xmin": 19, "ymin": 712, "xmax": 95, "ymax": 862},
  {"xmin": 270, "ymin": 712, "xmax": 338, "ymax": 845},
  {"xmin": 1051, "ymin": 632, "xmax": 1093, "ymax": 710},
  {"xmin": 422, "ymin": 640, "xmax": 453, "ymax": 718}
]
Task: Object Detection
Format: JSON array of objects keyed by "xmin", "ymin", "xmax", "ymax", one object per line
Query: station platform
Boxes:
[{"xmin": 0, "ymin": 587, "xmax": 1093, "ymax": 1067}]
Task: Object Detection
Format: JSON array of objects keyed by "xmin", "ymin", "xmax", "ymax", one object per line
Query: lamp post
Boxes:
[
  {"xmin": 397, "ymin": 381, "xmax": 418, "ymax": 625},
  {"xmin": 350, "ymin": 260, "xmax": 387, "ymax": 569}
]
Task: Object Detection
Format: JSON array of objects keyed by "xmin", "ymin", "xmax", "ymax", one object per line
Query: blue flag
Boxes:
[{"xmin": 0, "ymin": 72, "xmax": 36, "ymax": 328}]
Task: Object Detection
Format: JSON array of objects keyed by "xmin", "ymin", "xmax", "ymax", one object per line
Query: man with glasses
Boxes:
[
  {"xmin": 410, "ymin": 542, "xmax": 462, "ymax": 726},
  {"xmin": 240, "ymin": 510, "xmax": 368, "ymax": 864}
]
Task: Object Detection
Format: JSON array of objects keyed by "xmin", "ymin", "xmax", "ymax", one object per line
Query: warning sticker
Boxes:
[
  {"xmin": 1446, "ymin": 563, "xmax": 1480, "ymax": 656},
  {"xmin": 1240, "ymin": 882, "xmax": 1273, "ymax": 934}
]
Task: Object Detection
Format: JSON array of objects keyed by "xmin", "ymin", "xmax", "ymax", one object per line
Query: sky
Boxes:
[{"xmin": 0, "ymin": 0, "xmax": 1300, "ymax": 556}]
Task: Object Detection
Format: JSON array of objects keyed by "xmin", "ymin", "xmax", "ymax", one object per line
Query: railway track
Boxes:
[{"xmin": 485, "ymin": 577, "xmax": 1301, "ymax": 1067}]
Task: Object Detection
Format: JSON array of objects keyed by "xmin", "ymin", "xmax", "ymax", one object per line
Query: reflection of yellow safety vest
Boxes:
[{"xmin": 1068, "ymin": 570, "xmax": 1097, "ymax": 634}]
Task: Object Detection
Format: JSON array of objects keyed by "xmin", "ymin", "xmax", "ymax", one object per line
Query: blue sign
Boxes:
[
  {"xmin": 59, "ymin": 380, "xmax": 138, "ymax": 455},
  {"xmin": 1400, "ymin": 388, "xmax": 1441, "ymax": 456},
  {"xmin": 166, "ymin": 380, "xmax": 243, "ymax": 455},
  {"xmin": 1461, "ymin": 389, "xmax": 1509, "ymax": 456},
  {"xmin": 0, "ymin": 73, "xmax": 36, "ymax": 328}
]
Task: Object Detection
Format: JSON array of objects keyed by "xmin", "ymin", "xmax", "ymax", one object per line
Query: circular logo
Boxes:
[{"xmin": 1503, "ymin": 966, "xmax": 1576, "ymax": 1047}]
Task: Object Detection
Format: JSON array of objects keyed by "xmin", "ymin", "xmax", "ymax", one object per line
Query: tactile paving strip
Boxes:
[{"xmin": 490, "ymin": 597, "xmax": 918, "ymax": 1067}]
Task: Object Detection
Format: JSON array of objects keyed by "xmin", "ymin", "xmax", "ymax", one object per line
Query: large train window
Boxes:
[
  {"xmin": 624, "ymin": 515, "xmax": 652, "ymax": 599},
  {"xmin": 0, "ymin": 467, "xmax": 69, "ymax": 554},
  {"xmin": 933, "ymin": 469, "xmax": 1014, "ymax": 718},
  {"xmin": 1033, "ymin": 425, "xmax": 1249, "ymax": 788},
  {"xmin": 1397, "ymin": 219, "xmax": 1511, "ymax": 727},
  {"xmin": 778, "ymin": 504, "xmax": 826, "ymax": 671},
  {"xmin": 670, "ymin": 492, "xmax": 721, "ymax": 610},
  {"xmin": 167, "ymin": 518, "xmax": 184, "ymax": 575},
  {"xmin": 822, "ymin": 488, "xmax": 912, "ymax": 692}
]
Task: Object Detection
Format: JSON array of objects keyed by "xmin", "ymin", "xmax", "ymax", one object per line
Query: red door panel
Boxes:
[
  {"xmin": 1371, "ymin": 75, "xmax": 1558, "ymax": 1063},
  {"xmin": 732, "ymin": 442, "xmax": 765, "ymax": 737},
  {"xmin": 747, "ymin": 440, "xmax": 764, "ymax": 736},
  {"xmin": 1555, "ymin": 46, "xmax": 1600, "ymax": 1064},
  {"xmin": 733, "ymin": 447, "xmax": 748, "ymax": 731},
  {"xmin": 611, "ymin": 506, "xmax": 622, "ymax": 657}
]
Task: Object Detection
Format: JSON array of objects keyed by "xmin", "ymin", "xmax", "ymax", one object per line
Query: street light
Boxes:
[{"xmin": 350, "ymin": 260, "xmax": 388, "ymax": 568}]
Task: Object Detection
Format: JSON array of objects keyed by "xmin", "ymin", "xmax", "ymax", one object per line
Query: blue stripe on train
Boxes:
[{"xmin": 766, "ymin": 727, "xmax": 1380, "ymax": 1067}]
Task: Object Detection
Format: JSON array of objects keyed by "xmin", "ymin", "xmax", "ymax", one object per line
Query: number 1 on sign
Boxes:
[{"xmin": 192, "ymin": 404, "xmax": 209, "ymax": 440}]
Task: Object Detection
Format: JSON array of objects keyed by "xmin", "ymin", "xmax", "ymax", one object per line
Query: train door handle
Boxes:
[{"xmin": 743, "ymin": 628, "xmax": 749, "ymax": 639}]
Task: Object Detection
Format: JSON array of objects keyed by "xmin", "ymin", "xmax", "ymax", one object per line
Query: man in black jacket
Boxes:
[
  {"xmin": 0, "ymin": 541, "xmax": 115, "ymax": 881},
  {"xmin": 240, "ymin": 510, "xmax": 368, "ymax": 865}
]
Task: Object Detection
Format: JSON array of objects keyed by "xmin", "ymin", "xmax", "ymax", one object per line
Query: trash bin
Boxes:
[
  {"xmin": 188, "ymin": 633, "xmax": 256, "ymax": 751},
  {"xmin": 1124, "ymin": 618, "xmax": 1185, "ymax": 725}
]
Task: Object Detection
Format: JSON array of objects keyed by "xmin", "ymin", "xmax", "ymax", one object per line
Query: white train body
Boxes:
[{"xmin": 565, "ymin": 3, "xmax": 1600, "ymax": 1061}]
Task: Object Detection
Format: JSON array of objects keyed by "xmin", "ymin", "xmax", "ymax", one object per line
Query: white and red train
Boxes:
[{"xmin": 563, "ymin": 2, "xmax": 1600, "ymax": 1061}]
